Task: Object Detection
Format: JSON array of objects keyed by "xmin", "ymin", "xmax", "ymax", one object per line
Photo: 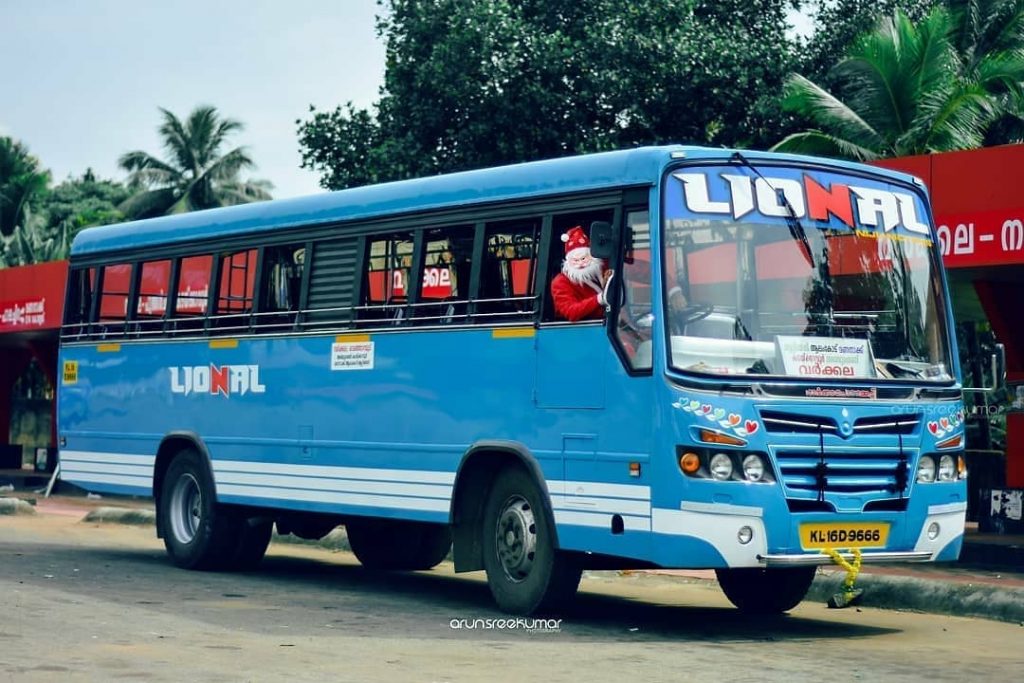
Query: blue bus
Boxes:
[{"xmin": 59, "ymin": 146, "xmax": 970, "ymax": 615}]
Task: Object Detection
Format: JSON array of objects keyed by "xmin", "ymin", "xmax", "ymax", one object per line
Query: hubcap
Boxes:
[
  {"xmin": 495, "ymin": 495, "xmax": 537, "ymax": 582},
  {"xmin": 168, "ymin": 473, "xmax": 202, "ymax": 544}
]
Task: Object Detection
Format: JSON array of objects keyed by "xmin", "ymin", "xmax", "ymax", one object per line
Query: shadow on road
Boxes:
[{"xmin": 3, "ymin": 541, "xmax": 898, "ymax": 642}]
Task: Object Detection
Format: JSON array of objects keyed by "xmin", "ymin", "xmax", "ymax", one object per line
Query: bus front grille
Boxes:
[{"xmin": 773, "ymin": 451, "xmax": 911, "ymax": 495}]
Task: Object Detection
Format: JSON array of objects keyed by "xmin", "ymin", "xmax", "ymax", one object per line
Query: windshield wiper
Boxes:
[{"xmin": 729, "ymin": 151, "xmax": 814, "ymax": 268}]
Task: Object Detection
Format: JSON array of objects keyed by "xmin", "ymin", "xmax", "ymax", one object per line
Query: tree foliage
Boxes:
[
  {"xmin": 774, "ymin": 4, "xmax": 1024, "ymax": 159},
  {"xmin": 298, "ymin": 0, "xmax": 803, "ymax": 190},
  {"xmin": 799, "ymin": 0, "xmax": 939, "ymax": 85},
  {"xmin": 0, "ymin": 137, "xmax": 51, "ymax": 237},
  {"xmin": 1, "ymin": 169, "xmax": 130, "ymax": 267},
  {"xmin": 119, "ymin": 106, "xmax": 272, "ymax": 219}
]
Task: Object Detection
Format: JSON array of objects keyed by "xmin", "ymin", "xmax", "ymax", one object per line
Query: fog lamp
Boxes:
[
  {"xmin": 927, "ymin": 522, "xmax": 940, "ymax": 540},
  {"xmin": 737, "ymin": 526, "xmax": 753, "ymax": 545},
  {"xmin": 709, "ymin": 453, "xmax": 733, "ymax": 481},
  {"xmin": 742, "ymin": 454, "xmax": 765, "ymax": 482},
  {"xmin": 917, "ymin": 456, "xmax": 936, "ymax": 483},
  {"xmin": 937, "ymin": 455, "xmax": 956, "ymax": 482}
]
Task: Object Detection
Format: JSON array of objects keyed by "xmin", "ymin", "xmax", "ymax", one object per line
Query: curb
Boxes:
[
  {"xmin": 82, "ymin": 507, "xmax": 156, "ymax": 525},
  {"xmin": 0, "ymin": 497, "xmax": 37, "ymax": 516},
  {"xmin": 807, "ymin": 571, "xmax": 1024, "ymax": 625},
  {"xmin": 74, "ymin": 507, "xmax": 354, "ymax": 552}
]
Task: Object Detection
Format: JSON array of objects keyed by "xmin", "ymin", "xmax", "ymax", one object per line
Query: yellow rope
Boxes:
[{"xmin": 824, "ymin": 547, "xmax": 862, "ymax": 594}]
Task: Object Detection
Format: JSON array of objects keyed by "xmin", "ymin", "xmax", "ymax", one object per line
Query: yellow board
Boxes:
[
  {"xmin": 62, "ymin": 360, "xmax": 79, "ymax": 385},
  {"xmin": 492, "ymin": 327, "xmax": 535, "ymax": 339},
  {"xmin": 800, "ymin": 522, "xmax": 890, "ymax": 550}
]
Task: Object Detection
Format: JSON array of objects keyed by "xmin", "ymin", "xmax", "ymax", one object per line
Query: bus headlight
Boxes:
[
  {"xmin": 742, "ymin": 454, "xmax": 765, "ymax": 482},
  {"xmin": 937, "ymin": 455, "xmax": 956, "ymax": 482},
  {"xmin": 709, "ymin": 453, "xmax": 733, "ymax": 481},
  {"xmin": 917, "ymin": 456, "xmax": 936, "ymax": 483}
]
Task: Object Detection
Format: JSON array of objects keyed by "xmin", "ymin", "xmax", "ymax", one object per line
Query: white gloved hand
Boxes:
[{"xmin": 598, "ymin": 270, "xmax": 616, "ymax": 310}]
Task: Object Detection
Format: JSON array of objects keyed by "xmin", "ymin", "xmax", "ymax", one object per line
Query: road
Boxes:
[{"xmin": 1, "ymin": 511, "xmax": 1021, "ymax": 683}]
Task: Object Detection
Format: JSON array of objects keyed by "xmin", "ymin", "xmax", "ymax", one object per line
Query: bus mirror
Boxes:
[
  {"xmin": 994, "ymin": 343, "xmax": 1007, "ymax": 389},
  {"xmin": 590, "ymin": 221, "xmax": 618, "ymax": 260},
  {"xmin": 964, "ymin": 342, "xmax": 1007, "ymax": 394}
]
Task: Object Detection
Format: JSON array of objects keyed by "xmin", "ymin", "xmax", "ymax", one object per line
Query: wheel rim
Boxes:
[
  {"xmin": 495, "ymin": 494, "xmax": 537, "ymax": 583},
  {"xmin": 168, "ymin": 472, "xmax": 202, "ymax": 544}
]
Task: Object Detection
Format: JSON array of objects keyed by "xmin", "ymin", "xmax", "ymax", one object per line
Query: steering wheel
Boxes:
[{"xmin": 670, "ymin": 303, "xmax": 715, "ymax": 335}]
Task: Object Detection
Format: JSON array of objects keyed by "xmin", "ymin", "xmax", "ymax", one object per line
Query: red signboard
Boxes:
[
  {"xmin": 934, "ymin": 210, "xmax": 1024, "ymax": 268},
  {"xmin": 0, "ymin": 260, "xmax": 68, "ymax": 332},
  {"xmin": 873, "ymin": 145, "xmax": 1024, "ymax": 269}
]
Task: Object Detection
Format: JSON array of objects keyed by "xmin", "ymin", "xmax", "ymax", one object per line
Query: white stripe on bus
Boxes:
[
  {"xmin": 58, "ymin": 461, "xmax": 151, "ymax": 477},
  {"xmin": 214, "ymin": 471, "xmax": 452, "ymax": 500},
  {"xmin": 549, "ymin": 494, "xmax": 651, "ymax": 517},
  {"xmin": 213, "ymin": 460, "xmax": 455, "ymax": 485},
  {"xmin": 547, "ymin": 480, "xmax": 650, "ymax": 500},
  {"xmin": 60, "ymin": 451, "xmax": 156, "ymax": 467},
  {"xmin": 553, "ymin": 510, "xmax": 651, "ymax": 532},
  {"xmin": 61, "ymin": 472, "xmax": 151, "ymax": 488},
  {"xmin": 217, "ymin": 484, "xmax": 449, "ymax": 513}
]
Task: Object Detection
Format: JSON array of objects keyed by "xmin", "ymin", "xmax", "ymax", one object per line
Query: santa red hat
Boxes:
[{"xmin": 561, "ymin": 226, "xmax": 589, "ymax": 255}]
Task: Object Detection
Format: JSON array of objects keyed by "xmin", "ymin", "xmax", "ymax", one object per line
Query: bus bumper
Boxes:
[{"xmin": 758, "ymin": 550, "xmax": 933, "ymax": 567}]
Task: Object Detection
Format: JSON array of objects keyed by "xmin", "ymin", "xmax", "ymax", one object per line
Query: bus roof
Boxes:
[{"xmin": 71, "ymin": 145, "xmax": 923, "ymax": 258}]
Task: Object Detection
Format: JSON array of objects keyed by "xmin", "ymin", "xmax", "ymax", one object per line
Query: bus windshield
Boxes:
[{"xmin": 662, "ymin": 164, "xmax": 952, "ymax": 383}]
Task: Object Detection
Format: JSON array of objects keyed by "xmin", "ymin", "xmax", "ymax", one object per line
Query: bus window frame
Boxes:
[{"xmin": 60, "ymin": 188, "xmax": 647, "ymax": 342}]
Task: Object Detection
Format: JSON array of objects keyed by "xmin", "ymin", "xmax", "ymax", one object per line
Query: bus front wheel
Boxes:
[
  {"xmin": 160, "ymin": 449, "xmax": 246, "ymax": 570},
  {"xmin": 482, "ymin": 467, "xmax": 581, "ymax": 615},
  {"xmin": 346, "ymin": 519, "xmax": 452, "ymax": 570},
  {"xmin": 715, "ymin": 566, "xmax": 816, "ymax": 614}
]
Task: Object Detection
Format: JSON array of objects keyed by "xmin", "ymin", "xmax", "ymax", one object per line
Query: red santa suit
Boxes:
[{"xmin": 551, "ymin": 226, "xmax": 608, "ymax": 322}]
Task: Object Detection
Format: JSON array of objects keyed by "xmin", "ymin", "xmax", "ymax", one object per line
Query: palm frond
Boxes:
[
  {"xmin": 158, "ymin": 108, "xmax": 198, "ymax": 175},
  {"xmin": 117, "ymin": 187, "xmax": 180, "ymax": 220},
  {"xmin": 771, "ymin": 131, "xmax": 882, "ymax": 161},
  {"xmin": 780, "ymin": 73, "xmax": 886, "ymax": 151}
]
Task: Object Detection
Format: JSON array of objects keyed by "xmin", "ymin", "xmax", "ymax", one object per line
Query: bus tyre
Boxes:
[
  {"xmin": 224, "ymin": 517, "xmax": 273, "ymax": 571},
  {"xmin": 346, "ymin": 519, "xmax": 452, "ymax": 571},
  {"xmin": 715, "ymin": 566, "xmax": 817, "ymax": 614},
  {"xmin": 160, "ymin": 449, "xmax": 243, "ymax": 570},
  {"xmin": 482, "ymin": 467, "xmax": 581, "ymax": 616}
]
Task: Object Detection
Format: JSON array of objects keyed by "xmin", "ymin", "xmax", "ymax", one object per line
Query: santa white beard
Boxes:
[{"xmin": 562, "ymin": 250, "xmax": 605, "ymax": 288}]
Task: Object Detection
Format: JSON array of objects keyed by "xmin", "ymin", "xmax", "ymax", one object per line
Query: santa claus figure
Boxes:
[{"xmin": 550, "ymin": 225, "xmax": 614, "ymax": 321}]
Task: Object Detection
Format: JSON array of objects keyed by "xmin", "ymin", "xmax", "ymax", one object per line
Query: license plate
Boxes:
[{"xmin": 800, "ymin": 522, "xmax": 889, "ymax": 549}]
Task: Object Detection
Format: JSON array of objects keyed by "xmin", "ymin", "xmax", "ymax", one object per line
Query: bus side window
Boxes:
[
  {"xmin": 358, "ymin": 232, "xmax": 414, "ymax": 327},
  {"xmin": 97, "ymin": 263, "xmax": 132, "ymax": 338},
  {"xmin": 63, "ymin": 267, "xmax": 97, "ymax": 341},
  {"xmin": 413, "ymin": 225, "xmax": 473, "ymax": 325},
  {"xmin": 134, "ymin": 259, "xmax": 171, "ymax": 337},
  {"xmin": 170, "ymin": 254, "xmax": 212, "ymax": 335},
  {"xmin": 615, "ymin": 210, "xmax": 653, "ymax": 371},
  {"xmin": 544, "ymin": 209, "xmax": 615, "ymax": 323},
  {"xmin": 211, "ymin": 249, "xmax": 256, "ymax": 334},
  {"xmin": 258, "ymin": 243, "xmax": 305, "ymax": 332},
  {"xmin": 475, "ymin": 219, "xmax": 540, "ymax": 323}
]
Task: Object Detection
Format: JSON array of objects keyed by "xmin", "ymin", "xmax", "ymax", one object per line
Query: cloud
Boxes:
[{"xmin": 0, "ymin": 122, "xmax": 8, "ymax": 136}]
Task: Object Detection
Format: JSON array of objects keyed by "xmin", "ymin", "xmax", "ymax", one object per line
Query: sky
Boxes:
[
  {"xmin": 1, "ymin": 1, "xmax": 386, "ymax": 199},
  {"xmin": 2, "ymin": 3, "xmax": 814, "ymax": 201}
]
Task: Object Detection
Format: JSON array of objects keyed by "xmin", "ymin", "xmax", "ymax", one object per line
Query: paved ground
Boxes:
[
  {"xmin": 6, "ymin": 484, "xmax": 1024, "ymax": 623},
  {"xmin": 3, "ymin": 508, "xmax": 1024, "ymax": 683}
]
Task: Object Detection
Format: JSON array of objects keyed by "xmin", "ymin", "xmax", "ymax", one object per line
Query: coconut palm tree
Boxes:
[
  {"xmin": 0, "ymin": 137, "xmax": 50, "ymax": 237},
  {"xmin": 118, "ymin": 106, "xmax": 272, "ymax": 219},
  {"xmin": 772, "ymin": 6, "xmax": 1024, "ymax": 159},
  {"xmin": 948, "ymin": 0, "xmax": 1024, "ymax": 142}
]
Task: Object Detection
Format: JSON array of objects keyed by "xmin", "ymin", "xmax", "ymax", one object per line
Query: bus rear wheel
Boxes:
[
  {"xmin": 346, "ymin": 519, "xmax": 452, "ymax": 570},
  {"xmin": 482, "ymin": 467, "xmax": 581, "ymax": 615},
  {"xmin": 715, "ymin": 566, "xmax": 816, "ymax": 614},
  {"xmin": 160, "ymin": 448, "xmax": 245, "ymax": 570},
  {"xmin": 225, "ymin": 517, "xmax": 273, "ymax": 571}
]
